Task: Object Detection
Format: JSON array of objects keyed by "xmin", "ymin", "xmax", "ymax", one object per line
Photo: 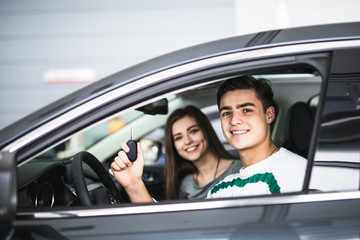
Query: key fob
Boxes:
[
  {"xmin": 126, "ymin": 128, "xmax": 137, "ymax": 162},
  {"xmin": 127, "ymin": 139, "xmax": 137, "ymax": 162}
]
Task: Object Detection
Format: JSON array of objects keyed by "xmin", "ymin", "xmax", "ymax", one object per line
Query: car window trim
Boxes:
[{"xmin": 17, "ymin": 191, "xmax": 360, "ymax": 219}]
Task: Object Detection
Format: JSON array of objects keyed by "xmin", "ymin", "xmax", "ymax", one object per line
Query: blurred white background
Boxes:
[{"xmin": 0, "ymin": 0, "xmax": 359, "ymax": 129}]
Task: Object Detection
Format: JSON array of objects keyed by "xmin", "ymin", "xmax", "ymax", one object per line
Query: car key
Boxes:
[{"xmin": 126, "ymin": 127, "xmax": 137, "ymax": 162}]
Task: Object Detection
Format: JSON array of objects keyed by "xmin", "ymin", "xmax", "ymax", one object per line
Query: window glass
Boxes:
[
  {"xmin": 310, "ymin": 79, "xmax": 360, "ymax": 192},
  {"xmin": 57, "ymin": 111, "xmax": 144, "ymax": 159}
]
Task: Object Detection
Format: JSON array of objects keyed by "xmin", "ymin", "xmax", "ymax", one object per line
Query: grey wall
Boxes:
[{"xmin": 0, "ymin": 0, "xmax": 235, "ymax": 129}]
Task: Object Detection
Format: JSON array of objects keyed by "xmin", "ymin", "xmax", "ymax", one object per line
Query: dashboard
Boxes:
[{"xmin": 17, "ymin": 161, "xmax": 77, "ymax": 209}]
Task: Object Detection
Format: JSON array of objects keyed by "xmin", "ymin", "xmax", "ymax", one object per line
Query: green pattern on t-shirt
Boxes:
[{"xmin": 210, "ymin": 172, "xmax": 281, "ymax": 195}]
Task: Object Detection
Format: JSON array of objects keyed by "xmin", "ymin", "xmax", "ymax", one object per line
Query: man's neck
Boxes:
[{"xmin": 238, "ymin": 142, "xmax": 277, "ymax": 168}]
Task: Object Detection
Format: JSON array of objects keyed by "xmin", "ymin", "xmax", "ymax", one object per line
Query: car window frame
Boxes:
[{"xmin": 12, "ymin": 42, "xmax": 360, "ymax": 220}]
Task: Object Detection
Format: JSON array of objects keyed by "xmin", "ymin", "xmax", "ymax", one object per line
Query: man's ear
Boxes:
[{"xmin": 266, "ymin": 106, "xmax": 276, "ymax": 124}]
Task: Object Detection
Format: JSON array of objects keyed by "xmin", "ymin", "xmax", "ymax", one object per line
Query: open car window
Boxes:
[{"xmin": 17, "ymin": 68, "xmax": 328, "ymax": 208}]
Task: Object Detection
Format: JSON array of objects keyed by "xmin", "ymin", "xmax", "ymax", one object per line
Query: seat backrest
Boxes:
[{"xmin": 282, "ymin": 102, "xmax": 314, "ymax": 158}]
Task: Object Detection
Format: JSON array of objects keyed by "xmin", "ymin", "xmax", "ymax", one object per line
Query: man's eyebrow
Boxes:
[
  {"xmin": 219, "ymin": 106, "xmax": 232, "ymax": 112},
  {"xmin": 236, "ymin": 103, "xmax": 256, "ymax": 109},
  {"xmin": 219, "ymin": 103, "xmax": 256, "ymax": 112}
]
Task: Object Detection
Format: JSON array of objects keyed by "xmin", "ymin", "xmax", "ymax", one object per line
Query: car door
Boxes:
[
  {"xmin": 4, "ymin": 26, "xmax": 360, "ymax": 239},
  {"xmin": 13, "ymin": 55, "xmax": 322, "ymax": 237}
]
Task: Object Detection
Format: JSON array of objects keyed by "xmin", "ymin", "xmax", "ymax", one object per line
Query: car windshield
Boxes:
[
  {"xmin": 60, "ymin": 111, "xmax": 144, "ymax": 160},
  {"xmin": 34, "ymin": 110, "xmax": 143, "ymax": 161},
  {"xmin": 32, "ymin": 94, "xmax": 183, "ymax": 164}
]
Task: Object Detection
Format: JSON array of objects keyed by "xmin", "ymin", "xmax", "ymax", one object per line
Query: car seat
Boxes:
[{"xmin": 282, "ymin": 102, "xmax": 314, "ymax": 158}]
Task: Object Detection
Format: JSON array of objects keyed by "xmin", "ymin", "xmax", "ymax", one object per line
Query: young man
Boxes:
[{"xmin": 207, "ymin": 75, "xmax": 307, "ymax": 198}]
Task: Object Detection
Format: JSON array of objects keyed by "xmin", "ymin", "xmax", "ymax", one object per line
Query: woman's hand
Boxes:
[
  {"xmin": 111, "ymin": 142, "xmax": 144, "ymax": 189},
  {"xmin": 111, "ymin": 142, "xmax": 153, "ymax": 203}
]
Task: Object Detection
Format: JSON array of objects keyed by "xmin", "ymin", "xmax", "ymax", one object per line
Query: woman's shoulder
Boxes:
[
  {"xmin": 228, "ymin": 159, "xmax": 243, "ymax": 169},
  {"xmin": 221, "ymin": 159, "xmax": 242, "ymax": 176},
  {"xmin": 180, "ymin": 174, "xmax": 195, "ymax": 187}
]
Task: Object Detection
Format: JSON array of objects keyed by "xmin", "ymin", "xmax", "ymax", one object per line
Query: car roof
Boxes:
[{"xmin": 1, "ymin": 21, "xmax": 360, "ymax": 149}]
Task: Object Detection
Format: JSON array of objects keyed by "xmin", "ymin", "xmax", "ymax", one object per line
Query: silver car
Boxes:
[{"xmin": 1, "ymin": 22, "xmax": 360, "ymax": 239}]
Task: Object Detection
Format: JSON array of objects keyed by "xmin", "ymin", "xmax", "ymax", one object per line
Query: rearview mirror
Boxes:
[{"xmin": 136, "ymin": 98, "xmax": 168, "ymax": 115}]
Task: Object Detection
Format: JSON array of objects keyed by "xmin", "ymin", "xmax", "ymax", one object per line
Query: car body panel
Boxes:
[{"xmin": 13, "ymin": 192, "xmax": 360, "ymax": 239}]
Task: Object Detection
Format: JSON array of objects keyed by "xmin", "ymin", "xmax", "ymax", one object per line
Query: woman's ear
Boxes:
[{"xmin": 266, "ymin": 106, "xmax": 276, "ymax": 124}]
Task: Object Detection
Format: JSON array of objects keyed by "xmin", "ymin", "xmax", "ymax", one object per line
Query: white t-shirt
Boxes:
[
  {"xmin": 179, "ymin": 160, "xmax": 242, "ymax": 199},
  {"xmin": 207, "ymin": 148, "xmax": 307, "ymax": 198}
]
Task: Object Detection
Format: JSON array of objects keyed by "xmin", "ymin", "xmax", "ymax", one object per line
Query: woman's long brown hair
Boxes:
[{"xmin": 164, "ymin": 105, "xmax": 236, "ymax": 200}]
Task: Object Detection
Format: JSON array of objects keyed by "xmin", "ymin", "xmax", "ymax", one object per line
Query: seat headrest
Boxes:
[{"xmin": 283, "ymin": 102, "xmax": 314, "ymax": 158}]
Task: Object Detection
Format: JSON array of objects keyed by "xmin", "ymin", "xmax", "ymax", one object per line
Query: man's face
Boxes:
[{"xmin": 219, "ymin": 89, "xmax": 275, "ymax": 152}]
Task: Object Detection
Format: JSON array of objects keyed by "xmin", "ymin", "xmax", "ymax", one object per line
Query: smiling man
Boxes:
[{"xmin": 207, "ymin": 75, "xmax": 307, "ymax": 198}]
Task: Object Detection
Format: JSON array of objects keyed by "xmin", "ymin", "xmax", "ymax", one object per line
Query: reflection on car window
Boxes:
[
  {"xmin": 311, "ymin": 80, "xmax": 360, "ymax": 192},
  {"xmin": 36, "ymin": 96, "xmax": 179, "ymax": 163},
  {"xmin": 42, "ymin": 111, "xmax": 144, "ymax": 160}
]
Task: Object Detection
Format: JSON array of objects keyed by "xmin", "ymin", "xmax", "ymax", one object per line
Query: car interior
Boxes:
[{"xmin": 16, "ymin": 65, "xmax": 360, "ymax": 209}]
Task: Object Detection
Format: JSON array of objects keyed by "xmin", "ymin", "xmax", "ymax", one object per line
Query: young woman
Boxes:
[
  {"xmin": 111, "ymin": 105, "xmax": 241, "ymax": 202},
  {"xmin": 163, "ymin": 105, "xmax": 241, "ymax": 200}
]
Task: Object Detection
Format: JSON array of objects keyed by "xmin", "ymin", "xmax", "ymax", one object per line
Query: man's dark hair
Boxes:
[{"xmin": 217, "ymin": 75, "xmax": 275, "ymax": 112}]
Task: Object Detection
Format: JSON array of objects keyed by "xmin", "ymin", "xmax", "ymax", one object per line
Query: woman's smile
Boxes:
[
  {"xmin": 172, "ymin": 115, "xmax": 208, "ymax": 161},
  {"xmin": 185, "ymin": 145, "xmax": 199, "ymax": 153}
]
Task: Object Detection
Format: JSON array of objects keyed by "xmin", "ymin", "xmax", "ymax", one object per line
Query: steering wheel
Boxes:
[{"xmin": 71, "ymin": 151, "xmax": 124, "ymax": 206}]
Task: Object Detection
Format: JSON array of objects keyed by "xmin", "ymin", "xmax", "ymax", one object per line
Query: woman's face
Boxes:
[{"xmin": 172, "ymin": 115, "xmax": 208, "ymax": 162}]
